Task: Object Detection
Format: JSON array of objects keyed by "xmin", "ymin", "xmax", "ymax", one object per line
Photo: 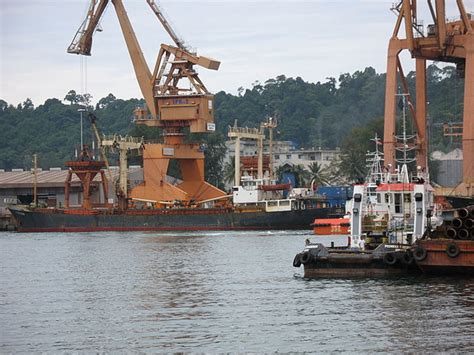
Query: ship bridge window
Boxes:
[
  {"xmin": 404, "ymin": 193, "xmax": 411, "ymax": 203},
  {"xmin": 377, "ymin": 193, "xmax": 381, "ymax": 204},
  {"xmin": 385, "ymin": 193, "xmax": 390, "ymax": 203},
  {"xmin": 394, "ymin": 193, "xmax": 402, "ymax": 213},
  {"xmin": 243, "ymin": 181, "xmax": 257, "ymax": 191}
]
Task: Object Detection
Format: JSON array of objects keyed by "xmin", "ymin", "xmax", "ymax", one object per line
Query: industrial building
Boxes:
[
  {"xmin": 225, "ymin": 140, "xmax": 340, "ymax": 171},
  {"xmin": 0, "ymin": 167, "xmax": 143, "ymax": 230}
]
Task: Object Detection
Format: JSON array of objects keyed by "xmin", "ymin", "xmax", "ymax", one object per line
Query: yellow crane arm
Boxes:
[
  {"xmin": 146, "ymin": 0, "xmax": 187, "ymax": 50},
  {"xmin": 88, "ymin": 113, "xmax": 115, "ymax": 189},
  {"xmin": 68, "ymin": 0, "xmax": 157, "ymax": 118},
  {"xmin": 160, "ymin": 44, "xmax": 220, "ymax": 71},
  {"xmin": 112, "ymin": 0, "xmax": 156, "ymax": 118},
  {"xmin": 68, "ymin": 0, "xmax": 109, "ymax": 56}
]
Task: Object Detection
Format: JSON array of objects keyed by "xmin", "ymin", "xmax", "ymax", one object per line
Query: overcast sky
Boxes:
[{"xmin": 1, "ymin": 0, "xmax": 472, "ymax": 106}]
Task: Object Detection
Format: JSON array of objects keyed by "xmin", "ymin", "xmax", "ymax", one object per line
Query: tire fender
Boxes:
[
  {"xmin": 446, "ymin": 243, "xmax": 460, "ymax": 258},
  {"xmin": 413, "ymin": 247, "xmax": 427, "ymax": 262},
  {"xmin": 300, "ymin": 251, "xmax": 312, "ymax": 265}
]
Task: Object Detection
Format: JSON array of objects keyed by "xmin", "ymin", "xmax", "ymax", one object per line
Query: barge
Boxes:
[{"xmin": 412, "ymin": 206, "xmax": 474, "ymax": 275}]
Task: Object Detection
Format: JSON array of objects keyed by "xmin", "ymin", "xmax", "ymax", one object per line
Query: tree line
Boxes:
[{"xmin": 0, "ymin": 64, "xmax": 463, "ymax": 187}]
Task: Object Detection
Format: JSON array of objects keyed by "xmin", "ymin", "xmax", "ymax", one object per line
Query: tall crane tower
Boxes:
[
  {"xmin": 384, "ymin": 0, "xmax": 474, "ymax": 196},
  {"xmin": 68, "ymin": 0, "xmax": 226, "ymax": 205}
]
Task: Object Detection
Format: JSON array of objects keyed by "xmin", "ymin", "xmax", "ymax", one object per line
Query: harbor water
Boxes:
[{"xmin": 2, "ymin": 231, "xmax": 474, "ymax": 352}]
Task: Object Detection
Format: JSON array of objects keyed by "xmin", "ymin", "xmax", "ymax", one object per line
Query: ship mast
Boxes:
[
  {"xmin": 262, "ymin": 116, "xmax": 278, "ymax": 180},
  {"xmin": 366, "ymin": 133, "xmax": 385, "ymax": 185},
  {"xmin": 395, "ymin": 94, "xmax": 416, "ymax": 183}
]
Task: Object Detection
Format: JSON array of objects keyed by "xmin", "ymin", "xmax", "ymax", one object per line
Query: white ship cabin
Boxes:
[
  {"xmin": 369, "ymin": 166, "xmax": 434, "ymax": 220},
  {"xmin": 350, "ymin": 165, "xmax": 435, "ymax": 248},
  {"xmin": 232, "ymin": 176, "xmax": 294, "ymax": 212}
]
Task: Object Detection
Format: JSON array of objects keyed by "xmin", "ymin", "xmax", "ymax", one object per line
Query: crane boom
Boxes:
[
  {"xmin": 146, "ymin": 0, "xmax": 187, "ymax": 50},
  {"xmin": 68, "ymin": 0, "xmax": 156, "ymax": 117},
  {"xmin": 112, "ymin": 0, "xmax": 156, "ymax": 117},
  {"xmin": 68, "ymin": 0, "xmax": 109, "ymax": 55},
  {"xmin": 68, "ymin": 0, "xmax": 219, "ymax": 122}
]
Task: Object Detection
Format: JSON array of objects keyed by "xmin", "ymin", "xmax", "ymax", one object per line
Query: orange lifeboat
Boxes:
[{"xmin": 311, "ymin": 218, "xmax": 350, "ymax": 235}]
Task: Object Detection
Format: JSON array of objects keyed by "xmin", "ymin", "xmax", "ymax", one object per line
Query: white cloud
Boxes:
[{"xmin": 1, "ymin": 0, "xmax": 473, "ymax": 106}]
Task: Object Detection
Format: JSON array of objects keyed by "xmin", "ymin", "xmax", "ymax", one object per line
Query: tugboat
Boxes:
[
  {"xmin": 293, "ymin": 166, "xmax": 433, "ymax": 277},
  {"xmin": 293, "ymin": 110, "xmax": 438, "ymax": 277},
  {"xmin": 412, "ymin": 206, "xmax": 474, "ymax": 275}
]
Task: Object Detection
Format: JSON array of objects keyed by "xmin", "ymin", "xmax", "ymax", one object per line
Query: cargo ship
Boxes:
[
  {"xmin": 8, "ymin": 151, "xmax": 344, "ymax": 232},
  {"xmin": 9, "ymin": 203, "xmax": 341, "ymax": 233}
]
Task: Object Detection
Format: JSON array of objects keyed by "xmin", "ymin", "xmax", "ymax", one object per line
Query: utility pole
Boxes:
[
  {"xmin": 78, "ymin": 107, "xmax": 86, "ymax": 148},
  {"xmin": 32, "ymin": 154, "xmax": 38, "ymax": 207}
]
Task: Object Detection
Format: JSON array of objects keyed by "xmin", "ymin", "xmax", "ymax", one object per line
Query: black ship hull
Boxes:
[
  {"xmin": 293, "ymin": 243, "xmax": 419, "ymax": 278},
  {"xmin": 9, "ymin": 206, "xmax": 344, "ymax": 233}
]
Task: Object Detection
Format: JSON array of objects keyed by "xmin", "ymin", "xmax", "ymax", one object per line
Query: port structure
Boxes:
[
  {"xmin": 101, "ymin": 134, "xmax": 143, "ymax": 209},
  {"xmin": 64, "ymin": 146, "xmax": 109, "ymax": 209},
  {"xmin": 68, "ymin": 0, "xmax": 225, "ymax": 206},
  {"xmin": 228, "ymin": 123, "xmax": 266, "ymax": 186},
  {"xmin": 227, "ymin": 117, "xmax": 278, "ymax": 186},
  {"xmin": 384, "ymin": 0, "xmax": 474, "ymax": 195}
]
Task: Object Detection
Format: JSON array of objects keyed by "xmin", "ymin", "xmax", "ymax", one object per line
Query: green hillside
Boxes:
[{"xmin": 0, "ymin": 64, "xmax": 463, "ymax": 184}]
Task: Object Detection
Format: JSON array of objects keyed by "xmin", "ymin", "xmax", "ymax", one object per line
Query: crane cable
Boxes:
[{"xmin": 80, "ymin": 56, "xmax": 88, "ymax": 100}]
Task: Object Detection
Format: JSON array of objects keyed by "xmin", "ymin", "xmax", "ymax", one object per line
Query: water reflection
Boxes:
[{"xmin": 1, "ymin": 231, "xmax": 474, "ymax": 352}]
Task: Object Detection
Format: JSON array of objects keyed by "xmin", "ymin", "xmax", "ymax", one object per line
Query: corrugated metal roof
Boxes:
[{"xmin": 0, "ymin": 167, "xmax": 142, "ymax": 189}]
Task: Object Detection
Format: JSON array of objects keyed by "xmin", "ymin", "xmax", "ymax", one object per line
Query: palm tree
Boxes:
[
  {"xmin": 323, "ymin": 157, "xmax": 348, "ymax": 185},
  {"xmin": 275, "ymin": 164, "xmax": 291, "ymax": 183},
  {"xmin": 275, "ymin": 163, "xmax": 310, "ymax": 187},
  {"xmin": 223, "ymin": 159, "xmax": 236, "ymax": 185},
  {"xmin": 338, "ymin": 149, "xmax": 366, "ymax": 183},
  {"xmin": 291, "ymin": 164, "xmax": 310, "ymax": 187},
  {"xmin": 307, "ymin": 162, "xmax": 330, "ymax": 186}
]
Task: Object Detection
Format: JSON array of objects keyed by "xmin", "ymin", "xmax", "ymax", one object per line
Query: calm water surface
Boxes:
[{"xmin": 1, "ymin": 231, "xmax": 474, "ymax": 352}]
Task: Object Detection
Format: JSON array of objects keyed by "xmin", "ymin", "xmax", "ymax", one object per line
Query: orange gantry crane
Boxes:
[
  {"xmin": 68, "ymin": 0, "xmax": 225, "ymax": 206},
  {"xmin": 384, "ymin": 0, "xmax": 474, "ymax": 195}
]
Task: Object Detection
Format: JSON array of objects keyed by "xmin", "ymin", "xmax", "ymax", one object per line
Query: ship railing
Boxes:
[{"xmin": 264, "ymin": 199, "xmax": 293, "ymax": 212}]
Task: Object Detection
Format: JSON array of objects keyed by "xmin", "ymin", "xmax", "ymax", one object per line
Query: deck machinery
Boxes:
[
  {"xmin": 68, "ymin": 0, "xmax": 225, "ymax": 207},
  {"xmin": 384, "ymin": 0, "xmax": 474, "ymax": 196}
]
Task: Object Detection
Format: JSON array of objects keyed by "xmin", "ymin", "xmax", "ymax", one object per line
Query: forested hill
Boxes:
[
  {"xmin": 0, "ymin": 64, "xmax": 463, "ymax": 171},
  {"xmin": 215, "ymin": 68, "xmax": 386, "ymax": 149}
]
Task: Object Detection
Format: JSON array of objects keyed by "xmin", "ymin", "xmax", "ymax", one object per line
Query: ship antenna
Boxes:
[{"xmin": 394, "ymin": 94, "xmax": 416, "ymax": 183}]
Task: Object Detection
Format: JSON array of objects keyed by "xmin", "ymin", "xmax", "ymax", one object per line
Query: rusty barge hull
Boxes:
[
  {"xmin": 415, "ymin": 239, "xmax": 474, "ymax": 275},
  {"xmin": 9, "ymin": 206, "xmax": 343, "ymax": 233}
]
